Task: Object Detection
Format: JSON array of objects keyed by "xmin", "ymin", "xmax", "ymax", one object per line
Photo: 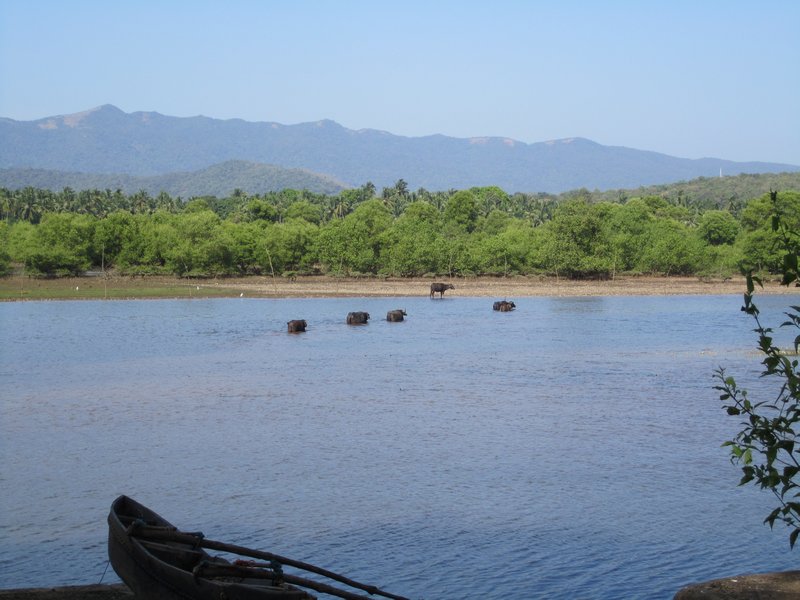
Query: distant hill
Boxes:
[
  {"xmin": 1, "ymin": 104, "xmax": 798, "ymax": 193},
  {"xmin": 0, "ymin": 160, "xmax": 347, "ymax": 196},
  {"xmin": 580, "ymin": 171, "xmax": 800, "ymax": 207}
]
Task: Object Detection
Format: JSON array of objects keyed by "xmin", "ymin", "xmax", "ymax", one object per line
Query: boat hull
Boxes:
[{"xmin": 107, "ymin": 496, "xmax": 312, "ymax": 600}]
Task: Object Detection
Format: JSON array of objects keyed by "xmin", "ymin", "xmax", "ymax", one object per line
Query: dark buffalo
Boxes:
[
  {"xmin": 493, "ymin": 300, "xmax": 516, "ymax": 312},
  {"xmin": 346, "ymin": 311, "xmax": 370, "ymax": 325},
  {"xmin": 430, "ymin": 282, "xmax": 455, "ymax": 298},
  {"xmin": 287, "ymin": 319, "xmax": 307, "ymax": 333},
  {"xmin": 386, "ymin": 309, "xmax": 407, "ymax": 322}
]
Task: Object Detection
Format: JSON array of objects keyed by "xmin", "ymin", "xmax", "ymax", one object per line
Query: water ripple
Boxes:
[{"xmin": 1, "ymin": 295, "xmax": 797, "ymax": 597}]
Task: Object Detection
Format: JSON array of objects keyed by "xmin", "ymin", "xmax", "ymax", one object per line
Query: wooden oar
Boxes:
[
  {"xmin": 130, "ymin": 524, "xmax": 410, "ymax": 600},
  {"xmin": 195, "ymin": 561, "xmax": 396, "ymax": 600}
]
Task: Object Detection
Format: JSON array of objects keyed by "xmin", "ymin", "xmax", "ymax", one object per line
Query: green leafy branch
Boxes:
[{"xmin": 715, "ymin": 190, "xmax": 800, "ymax": 547}]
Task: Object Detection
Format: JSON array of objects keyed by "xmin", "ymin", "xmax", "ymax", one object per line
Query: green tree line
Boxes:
[{"xmin": 1, "ymin": 183, "xmax": 798, "ymax": 279}]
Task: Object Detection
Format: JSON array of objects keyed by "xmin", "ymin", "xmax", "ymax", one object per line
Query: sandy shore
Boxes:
[
  {"xmin": 210, "ymin": 274, "xmax": 797, "ymax": 298},
  {"xmin": 2, "ymin": 274, "xmax": 798, "ymax": 301}
]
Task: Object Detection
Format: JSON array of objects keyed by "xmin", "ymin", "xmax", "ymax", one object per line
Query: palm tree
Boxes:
[
  {"xmin": 131, "ymin": 190, "xmax": 153, "ymax": 214},
  {"xmin": 332, "ymin": 198, "xmax": 351, "ymax": 219},
  {"xmin": 156, "ymin": 191, "xmax": 178, "ymax": 213},
  {"xmin": 0, "ymin": 188, "xmax": 12, "ymax": 221},
  {"xmin": 18, "ymin": 187, "xmax": 42, "ymax": 223}
]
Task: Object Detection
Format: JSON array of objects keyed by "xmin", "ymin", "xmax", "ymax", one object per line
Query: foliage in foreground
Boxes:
[{"xmin": 716, "ymin": 192, "xmax": 800, "ymax": 547}]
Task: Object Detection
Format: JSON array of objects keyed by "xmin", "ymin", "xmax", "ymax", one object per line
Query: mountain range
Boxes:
[{"xmin": 1, "ymin": 104, "xmax": 797, "ymax": 194}]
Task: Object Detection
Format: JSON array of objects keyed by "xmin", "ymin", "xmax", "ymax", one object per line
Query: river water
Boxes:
[{"xmin": 1, "ymin": 293, "xmax": 798, "ymax": 598}]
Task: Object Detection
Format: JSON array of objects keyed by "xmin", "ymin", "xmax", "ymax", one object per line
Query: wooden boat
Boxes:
[{"xmin": 108, "ymin": 495, "xmax": 408, "ymax": 600}]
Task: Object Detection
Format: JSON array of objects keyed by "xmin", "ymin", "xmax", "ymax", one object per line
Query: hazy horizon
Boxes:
[{"xmin": 1, "ymin": 1, "xmax": 798, "ymax": 165}]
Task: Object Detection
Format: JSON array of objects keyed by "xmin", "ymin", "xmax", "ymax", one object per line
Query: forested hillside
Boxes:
[
  {"xmin": 588, "ymin": 171, "xmax": 800, "ymax": 208},
  {"xmin": 2, "ymin": 105, "xmax": 797, "ymax": 192},
  {"xmin": 0, "ymin": 160, "xmax": 347, "ymax": 197},
  {"xmin": 2, "ymin": 177, "xmax": 798, "ymax": 281}
]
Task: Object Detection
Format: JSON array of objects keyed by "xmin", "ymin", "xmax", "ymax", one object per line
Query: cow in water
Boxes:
[
  {"xmin": 287, "ymin": 319, "xmax": 307, "ymax": 333},
  {"xmin": 430, "ymin": 282, "xmax": 455, "ymax": 298},
  {"xmin": 346, "ymin": 311, "xmax": 370, "ymax": 325},
  {"xmin": 493, "ymin": 300, "xmax": 516, "ymax": 312},
  {"xmin": 386, "ymin": 309, "xmax": 407, "ymax": 322}
]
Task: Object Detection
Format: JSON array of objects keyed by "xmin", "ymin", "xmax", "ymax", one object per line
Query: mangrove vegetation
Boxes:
[{"xmin": 1, "ymin": 178, "xmax": 798, "ymax": 280}]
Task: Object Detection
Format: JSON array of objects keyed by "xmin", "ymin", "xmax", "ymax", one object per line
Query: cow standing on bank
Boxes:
[{"xmin": 430, "ymin": 282, "xmax": 455, "ymax": 298}]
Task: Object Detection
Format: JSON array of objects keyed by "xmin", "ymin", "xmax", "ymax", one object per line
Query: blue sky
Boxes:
[{"xmin": 1, "ymin": 1, "xmax": 798, "ymax": 165}]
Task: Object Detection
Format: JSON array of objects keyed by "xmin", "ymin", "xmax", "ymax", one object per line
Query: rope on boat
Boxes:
[{"xmin": 98, "ymin": 559, "xmax": 110, "ymax": 584}]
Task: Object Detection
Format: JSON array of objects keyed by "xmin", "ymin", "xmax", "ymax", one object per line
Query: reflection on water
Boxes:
[{"xmin": 1, "ymin": 294, "xmax": 797, "ymax": 598}]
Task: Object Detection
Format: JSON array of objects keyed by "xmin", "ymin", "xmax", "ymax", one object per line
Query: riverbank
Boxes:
[
  {"xmin": 0, "ymin": 585, "xmax": 131, "ymax": 599},
  {"xmin": 1, "ymin": 274, "xmax": 798, "ymax": 301},
  {"xmin": 674, "ymin": 570, "xmax": 800, "ymax": 599},
  {"xmin": 3, "ymin": 571, "xmax": 800, "ymax": 600}
]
